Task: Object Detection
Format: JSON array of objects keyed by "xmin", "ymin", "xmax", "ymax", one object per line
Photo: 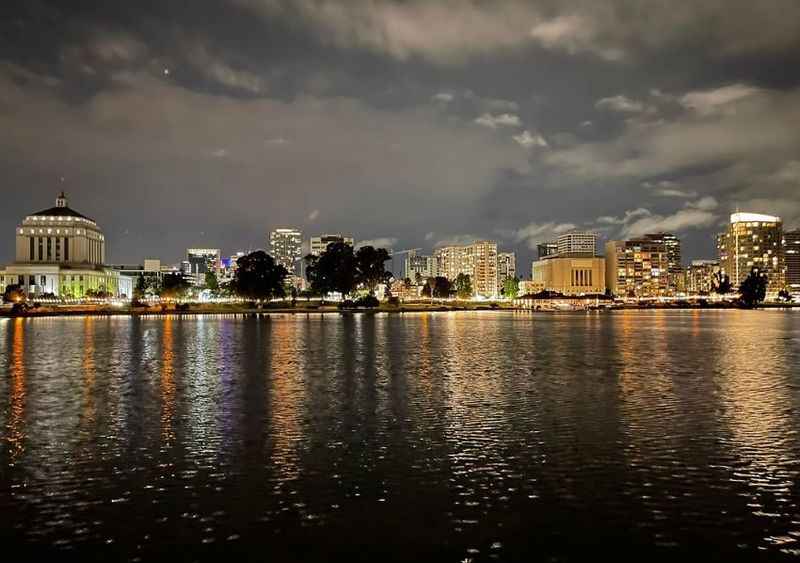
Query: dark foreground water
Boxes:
[{"xmin": 2, "ymin": 311, "xmax": 800, "ymax": 562}]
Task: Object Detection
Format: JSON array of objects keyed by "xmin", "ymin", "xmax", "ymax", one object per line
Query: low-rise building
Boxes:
[
  {"xmin": 531, "ymin": 256, "xmax": 606, "ymax": 295},
  {"xmin": 0, "ymin": 192, "xmax": 126, "ymax": 298}
]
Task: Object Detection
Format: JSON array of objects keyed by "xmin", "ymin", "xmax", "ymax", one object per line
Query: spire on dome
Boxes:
[{"xmin": 56, "ymin": 191, "xmax": 67, "ymax": 208}]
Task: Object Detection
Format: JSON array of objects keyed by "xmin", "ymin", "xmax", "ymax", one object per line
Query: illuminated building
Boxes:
[
  {"xmin": 685, "ymin": 260, "xmax": 721, "ymax": 295},
  {"xmin": 186, "ymin": 248, "xmax": 221, "ymax": 286},
  {"xmin": 537, "ymin": 242, "xmax": 558, "ymax": 259},
  {"xmin": 0, "ymin": 192, "xmax": 127, "ymax": 298},
  {"xmin": 310, "ymin": 234, "xmax": 353, "ymax": 256},
  {"xmin": 403, "ymin": 249, "xmax": 434, "ymax": 281},
  {"xmin": 433, "ymin": 240, "xmax": 499, "ymax": 298},
  {"xmin": 557, "ymin": 231, "xmax": 597, "ymax": 257},
  {"xmin": 644, "ymin": 233, "xmax": 681, "ymax": 273},
  {"xmin": 605, "ymin": 239, "xmax": 670, "ymax": 297},
  {"xmin": 786, "ymin": 229, "xmax": 800, "ymax": 297},
  {"xmin": 498, "ymin": 252, "xmax": 516, "ymax": 281},
  {"xmin": 717, "ymin": 212, "xmax": 784, "ymax": 297},
  {"xmin": 531, "ymin": 256, "xmax": 606, "ymax": 295},
  {"xmin": 269, "ymin": 228, "xmax": 303, "ymax": 273}
]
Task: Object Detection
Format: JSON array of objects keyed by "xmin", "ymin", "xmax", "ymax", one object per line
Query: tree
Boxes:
[
  {"xmin": 454, "ymin": 273, "xmax": 473, "ymax": 299},
  {"xmin": 502, "ymin": 276, "xmax": 520, "ymax": 299},
  {"xmin": 160, "ymin": 272, "xmax": 191, "ymax": 299},
  {"xmin": 713, "ymin": 271, "xmax": 732, "ymax": 294},
  {"xmin": 423, "ymin": 276, "xmax": 452, "ymax": 298},
  {"xmin": 134, "ymin": 274, "xmax": 147, "ymax": 299},
  {"xmin": 355, "ymin": 245, "xmax": 391, "ymax": 294},
  {"xmin": 738, "ymin": 267, "xmax": 768, "ymax": 308},
  {"xmin": 3, "ymin": 284, "xmax": 25, "ymax": 304},
  {"xmin": 231, "ymin": 251, "xmax": 288, "ymax": 301},
  {"xmin": 304, "ymin": 242, "xmax": 356, "ymax": 297},
  {"xmin": 204, "ymin": 271, "xmax": 219, "ymax": 294}
]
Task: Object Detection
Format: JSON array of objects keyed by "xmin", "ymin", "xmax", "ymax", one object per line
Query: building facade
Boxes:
[
  {"xmin": 684, "ymin": 260, "xmax": 721, "ymax": 295},
  {"xmin": 531, "ymin": 257, "xmax": 606, "ymax": 296},
  {"xmin": 786, "ymin": 229, "xmax": 800, "ymax": 297},
  {"xmin": 557, "ymin": 232, "xmax": 597, "ymax": 257},
  {"xmin": 717, "ymin": 212, "xmax": 784, "ymax": 297},
  {"xmin": 403, "ymin": 250, "xmax": 434, "ymax": 281},
  {"xmin": 433, "ymin": 240, "xmax": 499, "ymax": 298},
  {"xmin": 186, "ymin": 248, "xmax": 221, "ymax": 286},
  {"xmin": 605, "ymin": 239, "xmax": 671, "ymax": 297},
  {"xmin": 0, "ymin": 192, "xmax": 125, "ymax": 298},
  {"xmin": 269, "ymin": 228, "xmax": 302, "ymax": 273},
  {"xmin": 537, "ymin": 242, "xmax": 558, "ymax": 260},
  {"xmin": 497, "ymin": 252, "xmax": 516, "ymax": 282},
  {"xmin": 310, "ymin": 234, "xmax": 354, "ymax": 256}
]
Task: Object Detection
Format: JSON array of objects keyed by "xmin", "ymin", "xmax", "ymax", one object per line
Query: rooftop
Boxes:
[{"xmin": 730, "ymin": 212, "xmax": 781, "ymax": 224}]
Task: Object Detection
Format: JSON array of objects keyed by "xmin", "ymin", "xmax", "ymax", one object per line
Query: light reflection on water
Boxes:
[{"xmin": 1, "ymin": 311, "xmax": 800, "ymax": 561}]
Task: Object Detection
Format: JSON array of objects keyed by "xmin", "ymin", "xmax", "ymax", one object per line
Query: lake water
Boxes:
[{"xmin": 2, "ymin": 311, "xmax": 800, "ymax": 561}]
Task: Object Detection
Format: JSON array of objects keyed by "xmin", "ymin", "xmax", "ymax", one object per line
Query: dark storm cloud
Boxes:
[{"xmin": 1, "ymin": 0, "xmax": 799, "ymax": 269}]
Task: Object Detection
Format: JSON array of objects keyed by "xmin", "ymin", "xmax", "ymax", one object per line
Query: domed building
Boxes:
[{"xmin": 0, "ymin": 192, "xmax": 131, "ymax": 299}]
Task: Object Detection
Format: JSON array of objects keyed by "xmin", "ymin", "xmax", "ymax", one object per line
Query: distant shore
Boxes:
[{"xmin": 1, "ymin": 300, "xmax": 797, "ymax": 318}]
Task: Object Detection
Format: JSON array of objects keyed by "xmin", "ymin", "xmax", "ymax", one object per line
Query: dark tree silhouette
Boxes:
[
  {"xmin": 304, "ymin": 242, "xmax": 356, "ymax": 297},
  {"xmin": 713, "ymin": 270, "xmax": 732, "ymax": 294},
  {"xmin": 231, "ymin": 251, "xmax": 288, "ymax": 300},
  {"xmin": 160, "ymin": 272, "xmax": 191, "ymax": 299},
  {"xmin": 3, "ymin": 284, "xmax": 25, "ymax": 304},
  {"xmin": 423, "ymin": 276, "xmax": 452, "ymax": 298},
  {"xmin": 738, "ymin": 267, "xmax": 768, "ymax": 308},
  {"xmin": 204, "ymin": 271, "xmax": 219, "ymax": 293},
  {"xmin": 454, "ymin": 273, "xmax": 473, "ymax": 299},
  {"xmin": 355, "ymin": 245, "xmax": 391, "ymax": 293}
]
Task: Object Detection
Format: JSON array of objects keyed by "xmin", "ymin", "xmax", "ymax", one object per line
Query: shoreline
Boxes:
[{"xmin": 1, "ymin": 301, "xmax": 797, "ymax": 318}]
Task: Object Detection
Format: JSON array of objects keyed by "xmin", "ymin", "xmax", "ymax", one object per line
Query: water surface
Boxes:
[{"xmin": 2, "ymin": 311, "xmax": 800, "ymax": 561}]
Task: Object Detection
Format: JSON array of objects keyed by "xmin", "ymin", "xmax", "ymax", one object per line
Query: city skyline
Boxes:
[{"xmin": 2, "ymin": 2, "xmax": 800, "ymax": 269}]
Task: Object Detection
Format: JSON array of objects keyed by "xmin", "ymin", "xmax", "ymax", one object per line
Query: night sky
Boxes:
[{"xmin": 2, "ymin": 1, "xmax": 799, "ymax": 270}]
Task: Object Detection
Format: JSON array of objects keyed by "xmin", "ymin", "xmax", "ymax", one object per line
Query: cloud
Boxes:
[
  {"xmin": 474, "ymin": 113, "xmax": 522, "ymax": 129},
  {"xmin": 595, "ymin": 95, "xmax": 646, "ymax": 113},
  {"xmin": 680, "ymin": 84, "xmax": 761, "ymax": 115},
  {"xmin": 512, "ymin": 221, "xmax": 576, "ymax": 250},
  {"xmin": 530, "ymin": 14, "xmax": 624, "ymax": 61},
  {"xmin": 243, "ymin": 0, "xmax": 538, "ymax": 65},
  {"xmin": 513, "ymin": 130, "xmax": 548, "ymax": 148},
  {"xmin": 687, "ymin": 196, "xmax": 719, "ymax": 211},
  {"xmin": 596, "ymin": 208, "xmax": 651, "ymax": 226},
  {"xmin": 0, "ymin": 67, "xmax": 530, "ymax": 262},
  {"xmin": 432, "ymin": 92, "xmax": 454, "ymax": 103},
  {"xmin": 433, "ymin": 234, "xmax": 481, "ymax": 248},
  {"xmin": 621, "ymin": 208, "xmax": 718, "ymax": 238},
  {"xmin": 182, "ymin": 40, "xmax": 266, "ymax": 94},
  {"xmin": 545, "ymin": 86, "xmax": 800, "ymax": 181},
  {"xmin": 642, "ymin": 180, "xmax": 698, "ymax": 198},
  {"xmin": 356, "ymin": 237, "xmax": 398, "ymax": 249},
  {"xmin": 237, "ymin": 1, "xmax": 800, "ymax": 66}
]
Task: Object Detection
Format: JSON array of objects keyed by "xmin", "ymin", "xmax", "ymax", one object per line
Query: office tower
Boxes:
[
  {"xmin": 537, "ymin": 242, "xmax": 558, "ymax": 260},
  {"xmin": 270, "ymin": 228, "xmax": 303, "ymax": 272},
  {"xmin": 498, "ymin": 252, "xmax": 516, "ymax": 281},
  {"xmin": 718, "ymin": 212, "xmax": 784, "ymax": 296},
  {"xmin": 783, "ymin": 229, "xmax": 799, "ymax": 297},
  {"xmin": 556, "ymin": 232, "xmax": 597, "ymax": 257}
]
